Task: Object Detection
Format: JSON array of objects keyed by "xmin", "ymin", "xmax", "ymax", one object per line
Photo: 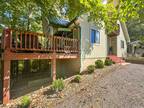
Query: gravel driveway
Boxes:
[
  {"xmin": 53, "ymin": 64, "xmax": 144, "ymax": 108},
  {"xmin": 1, "ymin": 64, "xmax": 144, "ymax": 108}
]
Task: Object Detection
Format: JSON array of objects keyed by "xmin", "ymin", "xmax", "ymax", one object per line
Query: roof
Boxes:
[
  {"xmin": 129, "ymin": 40, "xmax": 140, "ymax": 44},
  {"xmin": 48, "ymin": 16, "xmax": 78, "ymax": 27}
]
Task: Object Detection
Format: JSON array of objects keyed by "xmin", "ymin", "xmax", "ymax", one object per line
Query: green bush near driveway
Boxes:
[
  {"xmin": 105, "ymin": 58, "xmax": 113, "ymax": 66},
  {"xmin": 95, "ymin": 60, "xmax": 104, "ymax": 68},
  {"xmin": 87, "ymin": 65, "xmax": 95, "ymax": 73},
  {"xmin": 73, "ymin": 75, "xmax": 81, "ymax": 83}
]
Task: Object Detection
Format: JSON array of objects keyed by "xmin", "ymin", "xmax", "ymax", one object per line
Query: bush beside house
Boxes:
[
  {"xmin": 95, "ymin": 60, "xmax": 104, "ymax": 68},
  {"xmin": 87, "ymin": 65, "xmax": 95, "ymax": 73},
  {"xmin": 105, "ymin": 58, "xmax": 113, "ymax": 66},
  {"xmin": 72, "ymin": 75, "xmax": 81, "ymax": 83}
]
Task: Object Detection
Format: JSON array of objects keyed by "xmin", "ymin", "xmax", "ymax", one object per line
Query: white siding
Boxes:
[
  {"xmin": 79, "ymin": 15, "xmax": 108, "ymax": 71},
  {"xmin": 117, "ymin": 22, "xmax": 127, "ymax": 57}
]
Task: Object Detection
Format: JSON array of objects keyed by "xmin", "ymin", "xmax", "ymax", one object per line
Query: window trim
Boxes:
[{"xmin": 90, "ymin": 28, "xmax": 100, "ymax": 45}]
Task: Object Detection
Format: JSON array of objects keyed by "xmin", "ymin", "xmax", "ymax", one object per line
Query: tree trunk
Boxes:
[{"xmin": 42, "ymin": 16, "xmax": 51, "ymax": 36}]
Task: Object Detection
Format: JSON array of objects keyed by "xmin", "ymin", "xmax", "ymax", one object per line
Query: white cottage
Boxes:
[{"xmin": 78, "ymin": 15, "xmax": 130, "ymax": 71}]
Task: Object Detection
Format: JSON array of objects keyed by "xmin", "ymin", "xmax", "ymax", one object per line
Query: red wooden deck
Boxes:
[
  {"xmin": 0, "ymin": 28, "xmax": 80, "ymax": 104},
  {"xmin": 2, "ymin": 29, "xmax": 79, "ymax": 56}
]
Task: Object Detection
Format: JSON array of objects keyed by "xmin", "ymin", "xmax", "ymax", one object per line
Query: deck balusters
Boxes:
[
  {"xmin": 6, "ymin": 29, "xmax": 79, "ymax": 54},
  {"xmin": 20, "ymin": 32, "xmax": 22, "ymax": 49}
]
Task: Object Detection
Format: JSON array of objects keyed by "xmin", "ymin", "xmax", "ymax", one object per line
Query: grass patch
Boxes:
[
  {"xmin": 21, "ymin": 96, "xmax": 31, "ymax": 108},
  {"xmin": 51, "ymin": 79, "xmax": 64, "ymax": 92}
]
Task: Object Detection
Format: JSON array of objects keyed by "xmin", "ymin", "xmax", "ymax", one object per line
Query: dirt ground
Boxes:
[
  {"xmin": 47, "ymin": 64, "xmax": 144, "ymax": 108},
  {"xmin": 1, "ymin": 63, "xmax": 144, "ymax": 108}
]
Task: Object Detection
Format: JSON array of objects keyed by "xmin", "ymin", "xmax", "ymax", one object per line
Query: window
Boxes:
[
  {"xmin": 121, "ymin": 40, "xmax": 124, "ymax": 48},
  {"xmin": 90, "ymin": 29, "xmax": 100, "ymax": 44}
]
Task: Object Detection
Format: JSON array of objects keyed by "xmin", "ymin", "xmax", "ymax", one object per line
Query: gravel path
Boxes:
[
  {"xmin": 1, "ymin": 64, "xmax": 144, "ymax": 108},
  {"xmin": 52, "ymin": 64, "xmax": 144, "ymax": 108}
]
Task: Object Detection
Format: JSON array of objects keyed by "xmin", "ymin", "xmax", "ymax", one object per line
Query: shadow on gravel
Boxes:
[{"xmin": 43, "ymin": 88, "xmax": 63, "ymax": 99}]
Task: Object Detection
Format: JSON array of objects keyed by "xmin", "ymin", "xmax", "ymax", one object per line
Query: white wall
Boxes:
[
  {"xmin": 117, "ymin": 22, "xmax": 127, "ymax": 57},
  {"xmin": 79, "ymin": 15, "xmax": 108, "ymax": 71}
]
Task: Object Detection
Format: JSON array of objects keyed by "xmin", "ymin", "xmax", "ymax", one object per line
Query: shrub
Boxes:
[
  {"xmin": 95, "ymin": 60, "xmax": 104, "ymax": 68},
  {"xmin": 21, "ymin": 96, "xmax": 31, "ymax": 108},
  {"xmin": 87, "ymin": 65, "xmax": 95, "ymax": 73},
  {"xmin": 52, "ymin": 79, "xmax": 64, "ymax": 92},
  {"xmin": 73, "ymin": 75, "xmax": 81, "ymax": 83},
  {"xmin": 105, "ymin": 58, "xmax": 113, "ymax": 66}
]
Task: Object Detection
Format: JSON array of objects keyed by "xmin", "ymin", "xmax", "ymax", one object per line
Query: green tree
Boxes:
[
  {"xmin": 126, "ymin": 8, "xmax": 144, "ymax": 41},
  {"xmin": 0, "ymin": 0, "xmax": 144, "ymax": 32}
]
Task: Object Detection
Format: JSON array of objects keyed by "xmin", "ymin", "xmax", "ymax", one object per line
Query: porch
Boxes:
[
  {"xmin": 107, "ymin": 36, "xmax": 117, "ymax": 56},
  {"xmin": 107, "ymin": 24, "xmax": 120, "ymax": 56}
]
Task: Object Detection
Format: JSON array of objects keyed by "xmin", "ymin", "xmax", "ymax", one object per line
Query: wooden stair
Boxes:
[{"xmin": 108, "ymin": 55, "xmax": 125, "ymax": 64}]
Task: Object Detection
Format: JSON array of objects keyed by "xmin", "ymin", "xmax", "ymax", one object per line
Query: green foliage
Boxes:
[
  {"xmin": 0, "ymin": 0, "xmax": 144, "ymax": 35},
  {"xmin": 95, "ymin": 60, "xmax": 104, "ymax": 69},
  {"xmin": 31, "ymin": 60, "xmax": 39, "ymax": 72},
  {"xmin": 87, "ymin": 65, "xmax": 95, "ymax": 73},
  {"xmin": 127, "ymin": 8, "xmax": 144, "ymax": 41},
  {"xmin": 18, "ymin": 61, "xmax": 24, "ymax": 74},
  {"xmin": 52, "ymin": 79, "xmax": 64, "ymax": 92},
  {"xmin": 105, "ymin": 58, "xmax": 113, "ymax": 66},
  {"xmin": 0, "ymin": 0, "xmax": 42, "ymax": 31},
  {"xmin": 31, "ymin": 60, "xmax": 50, "ymax": 73},
  {"xmin": 21, "ymin": 96, "xmax": 31, "ymax": 108},
  {"xmin": 139, "ymin": 36, "xmax": 144, "ymax": 44},
  {"xmin": 80, "ymin": 0, "xmax": 144, "ymax": 32},
  {"xmin": 56, "ymin": 71, "xmax": 66, "ymax": 79},
  {"xmin": 73, "ymin": 75, "xmax": 81, "ymax": 83},
  {"xmin": 119, "ymin": 0, "xmax": 144, "ymax": 22}
]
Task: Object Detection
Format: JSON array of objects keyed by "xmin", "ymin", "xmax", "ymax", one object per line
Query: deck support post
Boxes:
[
  {"xmin": 51, "ymin": 56, "xmax": 56, "ymax": 81},
  {"xmin": 2, "ymin": 59, "xmax": 10, "ymax": 104},
  {"xmin": 52, "ymin": 36, "xmax": 56, "ymax": 81},
  {"xmin": 2, "ymin": 28, "xmax": 11, "ymax": 104}
]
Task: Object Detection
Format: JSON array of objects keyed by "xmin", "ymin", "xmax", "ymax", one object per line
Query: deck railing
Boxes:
[{"xmin": 2, "ymin": 29, "xmax": 79, "ymax": 54}]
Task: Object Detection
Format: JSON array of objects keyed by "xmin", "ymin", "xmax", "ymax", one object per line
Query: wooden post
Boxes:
[
  {"xmin": 2, "ymin": 59, "xmax": 10, "ymax": 104},
  {"xmin": 51, "ymin": 57, "xmax": 56, "ymax": 81},
  {"xmin": 51, "ymin": 36, "xmax": 56, "ymax": 81},
  {"xmin": 2, "ymin": 28, "xmax": 11, "ymax": 104}
]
